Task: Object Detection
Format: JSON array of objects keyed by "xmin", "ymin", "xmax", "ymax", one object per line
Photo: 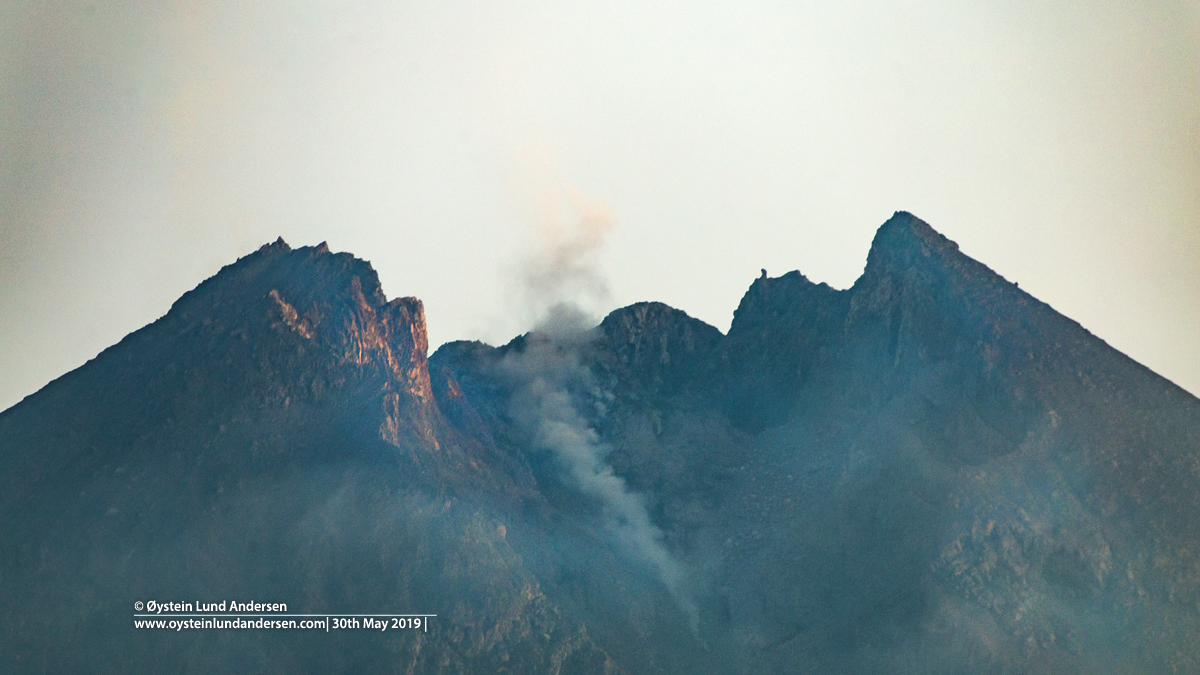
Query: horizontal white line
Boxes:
[{"xmin": 133, "ymin": 610, "xmax": 434, "ymax": 614}]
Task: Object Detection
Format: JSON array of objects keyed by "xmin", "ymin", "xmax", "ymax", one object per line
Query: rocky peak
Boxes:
[
  {"xmin": 727, "ymin": 271, "xmax": 847, "ymax": 339},
  {"xmin": 169, "ymin": 237, "xmax": 390, "ymax": 328},
  {"xmin": 859, "ymin": 211, "xmax": 961, "ymax": 275},
  {"xmin": 713, "ymin": 213, "xmax": 1048, "ymax": 433},
  {"xmin": 847, "ymin": 211, "xmax": 1023, "ymax": 336},
  {"xmin": 0, "ymin": 241, "xmax": 609, "ymax": 673},
  {"xmin": 0, "ymin": 238, "xmax": 450, "ymax": 491},
  {"xmin": 596, "ymin": 302, "xmax": 723, "ymax": 396},
  {"xmin": 7, "ymin": 218, "xmax": 1200, "ymax": 674},
  {"xmin": 171, "ymin": 239, "xmax": 437, "ymax": 435},
  {"xmin": 718, "ymin": 271, "xmax": 850, "ymax": 430}
]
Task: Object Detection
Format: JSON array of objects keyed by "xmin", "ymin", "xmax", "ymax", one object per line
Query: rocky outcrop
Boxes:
[
  {"xmin": 432, "ymin": 212, "xmax": 1200, "ymax": 674},
  {"xmin": 594, "ymin": 301, "xmax": 723, "ymax": 398},
  {"xmin": 717, "ymin": 270, "xmax": 849, "ymax": 430},
  {"xmin": 3, "ymin": 213, "xmax": 1198, "ymax": 674},
  {"xmin": 0, "ymin": 239, "xmax": 610, "ymax": 674}
]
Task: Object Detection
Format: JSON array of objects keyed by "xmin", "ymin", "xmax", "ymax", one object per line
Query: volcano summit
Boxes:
[{"xmin": 2, "ymin": 212, "xmax": 1198, "ymax": 674}]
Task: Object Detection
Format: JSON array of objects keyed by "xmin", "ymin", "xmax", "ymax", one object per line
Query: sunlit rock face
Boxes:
[
  {"xmin": 0, "ymin": 239, "xmax": 611, "ymax": 673},
  {"xmin": 3, "ymin": 213, "xmax": 1198, "ymax": 674}
]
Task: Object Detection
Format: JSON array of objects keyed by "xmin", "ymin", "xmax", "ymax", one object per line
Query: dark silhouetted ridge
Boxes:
[{"xmin": 3, "ymin": 214, "xmax": 1199, "ymax": 675}]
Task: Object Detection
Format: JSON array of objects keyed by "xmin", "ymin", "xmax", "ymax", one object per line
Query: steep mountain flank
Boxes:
[
  {"xmin": 433, "ymin": 212, "xmax": 1200, "ymax": 674},
  {"xmin": 679, "ymin": 214, "xmax": 1200, "ymax": 673},
  {"xmin": 0, "ymin": 239, "xmax": 613, "ymax": 674},
  {"xmin": 2, "ymin": 212, "xmax": 1197, "ymax": 674}
]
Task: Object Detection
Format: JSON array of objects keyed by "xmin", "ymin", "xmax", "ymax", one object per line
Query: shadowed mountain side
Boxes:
[
  {"xmin": 0, "ymin": 238, "xmax": 519, "ymax": 502},
  {"xmin": 2, "ymin": 212, "xmax": 1198, "ymax": 674},
  {"xmin": 0, "ymin": 240, "xmax": 614, "ymax": 674},
  {"xmin": 429, "ymin": 323, "xmax": 738, "ymax": 674},
  {"xmin": 717, "ymin": 270, "xmax": 850, "ymax": 431},
  {"xmin": 594, "ymin": 301, "xmax": 724, "ymax": 398},
  {"xmin": 432, "ymin": 212, "xmax": 1200, "ymax": 674}
]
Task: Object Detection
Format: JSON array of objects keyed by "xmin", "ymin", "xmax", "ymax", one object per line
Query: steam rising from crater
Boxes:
[
  {"xmin": 503, "ymin": 190, "xmax": 699, "ymax": 631},
  {"xmin": 515, "ymin": 188, "xmax": 615, "ymax": 334}
]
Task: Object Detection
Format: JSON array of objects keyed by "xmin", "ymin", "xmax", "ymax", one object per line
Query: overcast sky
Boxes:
[{"xmin": 2, "ymin": 0, "xmax": 1198, "ymax": 411}]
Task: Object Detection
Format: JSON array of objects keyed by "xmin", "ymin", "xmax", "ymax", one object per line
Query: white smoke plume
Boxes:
[
  {"xmin": 515, "ymin": 187, "xmax": 615, "ymax": 334},
  {"xmin": 502, "ymin": 340, "xmax": 699, "ymax": 632},
  {"xmin": 503, "ymin": 189, "xmax": 699, "ymax": 631}
]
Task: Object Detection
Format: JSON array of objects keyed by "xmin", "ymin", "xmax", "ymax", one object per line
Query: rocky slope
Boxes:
[
  {"xmin": 2, "ymin": 213, "xmax": 1198, "ymax": 673},
  {"xmin": 0, "ymin": 239, "xmax": 612, "ymax": 673}
]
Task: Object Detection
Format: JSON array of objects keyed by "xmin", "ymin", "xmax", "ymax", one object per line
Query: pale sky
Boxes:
[{"xmin": 2, "ymin": 0, "xmax": 1198, "ymax": 411}]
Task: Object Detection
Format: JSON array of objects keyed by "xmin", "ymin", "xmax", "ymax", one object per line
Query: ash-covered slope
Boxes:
[
  {"xmin": 0, "ymin": 239, "xmax": 612, "ymax": 674},
  {"xmin": 433, "ymin": 212, "xmax": 1200, "ymax": 674},
  {"xmin": 695, "ymin": 213, "xmax": 1200, "ymax": 673},
  {"xmin": 3, "ymin": 212, "xmax": 1198, "ymax": 674}
]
